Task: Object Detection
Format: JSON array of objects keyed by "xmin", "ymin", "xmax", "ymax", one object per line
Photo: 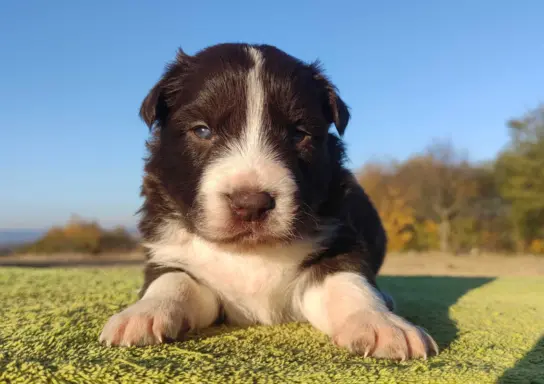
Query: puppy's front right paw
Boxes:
[
  {"xmin": 99, "ymin": 299, "xmax": 189, "ymax": 347},
  {"xmin": 333, "ymin": 310, "xmax": 439, "ymax": 360}
]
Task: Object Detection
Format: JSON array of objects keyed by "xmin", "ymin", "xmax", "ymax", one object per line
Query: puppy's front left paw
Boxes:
[
  {"xmin": 99, "ymin": 299, "xmax": 189, "ymax": 347},
  {"xmin": 333, "ymin": 310, "xmax": 438, "ymax": 360}
]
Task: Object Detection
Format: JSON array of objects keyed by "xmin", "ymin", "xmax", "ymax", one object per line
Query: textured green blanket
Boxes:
[{"xmin": 1, "ymin": 267, "xmax": 542, "ymax": 383}]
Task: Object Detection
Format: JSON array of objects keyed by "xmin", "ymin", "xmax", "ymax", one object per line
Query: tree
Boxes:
[
  {"xmin": 467, "ymin": 163, "xmax": 514, "ymax": 253},
  {"xmin": 357, "ymin": 163, "xmax": 415, "ymax": 252},
  {"xmin": 15, "ymin": 216, "xmax": 138, "ymax": 255},
  {"xmin": 495, "ymin": 105, "xmax": 544, "ymax": 252},
  {"xmin": 395, "ymin": 140, "xmax": 478, "ymax": 253}
]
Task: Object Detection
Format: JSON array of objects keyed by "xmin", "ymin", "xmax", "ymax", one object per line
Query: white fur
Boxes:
[
  {"xmin": 145, "ymin": 219, "xmax": 322, "ymax": 325},
  {"xmin": 295, "ymin": 271, "xmax": 439, "ymax": 360},
  {"xmin": 141, "ymin": 272, "xmax": 219, "ymax": 328},
  {"xmin": 105, "ymin": 226, "xmax": 439, "ymax": 358},
  {"xmin": 297, "ymin": 271, "xmax": 387, "ymax": 336},
  {"xmin": 245, "ymin": 46, "xmax": 266, "ymax": 157},
  {"xmin": 196, "ymin": 46, "xmax": 298, "ymax": 241},
  {"xmin": 99, "ymin": 271, "xmax": 219, "ymax": 346}
]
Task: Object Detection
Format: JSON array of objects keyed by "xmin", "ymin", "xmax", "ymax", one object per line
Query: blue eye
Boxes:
[{"xmin": 192, "ymin": 125, "xmax": 213, "ymax": 140}]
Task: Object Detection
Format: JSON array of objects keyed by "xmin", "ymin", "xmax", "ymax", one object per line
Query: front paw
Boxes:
[
  {"xmin": 99, "ymin": 299, "xmax": 189, "ymax": 347},
  {"xmin": 333, "ymin": 311, "xmax": 439, "ymax": 360}
]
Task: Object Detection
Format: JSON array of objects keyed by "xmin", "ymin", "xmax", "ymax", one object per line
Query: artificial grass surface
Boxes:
[{"xmin": 0, "ymin": 267, "xmax": 543, "ymax": 384}]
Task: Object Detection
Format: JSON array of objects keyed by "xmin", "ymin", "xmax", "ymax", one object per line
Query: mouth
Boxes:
[
  {"xmin": 220, "ymin": 223, "xmax": 273, "ymax": 243},
  {"xmin": 198, "ymin": 219, "xmax": 291, "ymax": 246}
]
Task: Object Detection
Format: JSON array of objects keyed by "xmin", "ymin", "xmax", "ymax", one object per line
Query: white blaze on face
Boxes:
[
  {"xmin": 244, "ymin": 47, "xmax": 266, "ymax": 162},
  {"xmin": 198, "ymin": 47, "xmax": 297, "ymax": 240}
]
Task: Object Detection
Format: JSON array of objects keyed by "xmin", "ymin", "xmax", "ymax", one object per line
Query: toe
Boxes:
[
  {"xmin": 333, "ymin": 312, "xmax": 377, "ymax": 355},
  {"xmin": 390, "ymin": 314, "xmax": 439, "ymax": 359},
  {"xmin": 121, "ymin": 315, "xmax": 158, "ymax": 346},
  {"xmin": 402, "ymin": 325, "xmax": 429, "ymax": 359},
  {"xmin": 417, "ymin": 326, "xmax": 439, "ymax": 357},
  {"xmin": 331, "ymin": 311, "xmax": 438, "ymax": 361},
  {"xmin": 373, "ymin": 324, "xmax": 409, "ymax": 360},
  {"xmin": 99, "ymin": 314, "xmax": 127, "ymax": 347}
]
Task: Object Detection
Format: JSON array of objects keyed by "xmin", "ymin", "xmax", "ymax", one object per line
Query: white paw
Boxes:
[
  {"xmin": 332, "ymin": 310, "xmax": 439, "ymax": 360},
  {"xmin": 99, "ymin": 299, "xmax": 189, "ymax": 347}
]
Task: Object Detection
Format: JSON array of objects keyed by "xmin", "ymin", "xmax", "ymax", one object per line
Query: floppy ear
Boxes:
[
  {"xmin": 139, "ymin": 48, "xmax": 190, "ymax": 130},
  {"xmin": 328, "ymin": 86, "xmax": 350, "ymax": 136},
  {"xmin": 139, "ymin": 80, "xmax": 167, "ymax": 130},
  {"xmin": 311, "ymin": 62, "xmax": 351, "ymax": 136}
]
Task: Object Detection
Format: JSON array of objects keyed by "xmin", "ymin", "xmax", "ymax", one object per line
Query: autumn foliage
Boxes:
[
  {"xmin": 357, "ymin": 164, "xmax": 415, "ymax": 251},
  {"xmin": 15, "ymin": 216, "xmax": 139, "ymax": 255},
  {"xmin": 357, "ymin": 105, "xmax": 544, "ymax": 255}
]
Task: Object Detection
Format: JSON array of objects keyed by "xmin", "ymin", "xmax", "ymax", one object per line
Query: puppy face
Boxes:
[{"xmin": 141, "ymin": 43, "xmax": 350, "ymax": 245}]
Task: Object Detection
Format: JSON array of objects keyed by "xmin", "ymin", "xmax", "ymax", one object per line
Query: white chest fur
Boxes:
[{"xmin": 144, "ymin": 222, "xmax": 319, "ymax": 325}]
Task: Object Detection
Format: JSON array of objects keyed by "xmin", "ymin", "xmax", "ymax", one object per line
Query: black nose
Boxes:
[{"xmin": 228, "ymin": 191, "xmax": 275, "ymax": 222}]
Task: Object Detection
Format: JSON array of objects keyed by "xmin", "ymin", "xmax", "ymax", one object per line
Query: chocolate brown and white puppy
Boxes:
[{"xmin": 99, "ymin": 43, "xmax": 438, "ymax": 360}]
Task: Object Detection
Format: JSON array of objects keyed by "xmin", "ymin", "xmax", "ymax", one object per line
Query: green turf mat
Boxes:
[{"xmin": 1, "ymin": 267, "xmax": 542, "ymax": 383}]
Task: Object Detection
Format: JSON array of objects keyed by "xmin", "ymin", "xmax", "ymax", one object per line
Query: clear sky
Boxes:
[{"xmin": 1, "ymin": 0, "xmax": 543, "ymax": 229}]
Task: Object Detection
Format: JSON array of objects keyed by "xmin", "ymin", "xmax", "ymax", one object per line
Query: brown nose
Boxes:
[{"xmin": 228, "ymin": 191, "xmax": 275, "ymax": 222}]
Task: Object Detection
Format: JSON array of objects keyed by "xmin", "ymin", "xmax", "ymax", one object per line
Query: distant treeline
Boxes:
[
  {"xmin": 11, "ymin": 216, "xmax": 140, "ymax": 255},
  {"xmin": 356, "ymin": 105, "xmax": 544, "ymax": 255}
]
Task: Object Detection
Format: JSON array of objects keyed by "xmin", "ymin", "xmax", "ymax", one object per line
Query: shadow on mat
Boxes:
[
  {"xmin": 378, "ymin": 275, "xmax": 494, "ymax": 351},
  {"xmin": 498, "ymin": 335, "xmax": 544, "ymax": 384}
]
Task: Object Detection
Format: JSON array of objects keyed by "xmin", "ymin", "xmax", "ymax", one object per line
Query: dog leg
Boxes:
[
  {"xmin": 99, "ymin": 270, "xmax": 219, "ymax": 347},
  {"xmin": 298, "ymin": 271, "xmax": 438, "ymax": 360}
]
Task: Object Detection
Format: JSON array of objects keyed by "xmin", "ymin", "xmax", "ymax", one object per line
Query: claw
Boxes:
[
  {"xmin": 333, "ymin": 311, "xmax": 438, "ymax": 361},
  {"xmin": 98, "ymin": 299, "xmax": 188, "ymax": 347}
]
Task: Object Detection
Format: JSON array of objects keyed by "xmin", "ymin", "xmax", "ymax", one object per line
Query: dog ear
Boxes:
[
  {"xmin": 139, "ymin": 48, "xmax": 190, "ymax": 130},
  {"xmin": 139, "ymin": 79, "xmax": 167, "ymax": 130},
  {"xmin": 311, "ymin": 61, "xmax": 350, "ymax": 136}
]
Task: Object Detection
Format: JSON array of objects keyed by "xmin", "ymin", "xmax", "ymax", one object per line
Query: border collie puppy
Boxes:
[{"xmin": 99, "ymin": 43, "xmax": 438, "ymax": 360}]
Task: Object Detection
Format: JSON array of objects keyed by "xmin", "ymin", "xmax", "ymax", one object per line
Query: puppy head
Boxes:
[{"xmin": 141, "ymin": 43, "xmax": 350, "ymax": 245}]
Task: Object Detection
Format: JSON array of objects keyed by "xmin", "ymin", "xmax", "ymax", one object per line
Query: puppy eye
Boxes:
[
  {"xmin": 292, "ymin": 129, "xmax": 311, "ymax": 145},
  {"xmin": 192, "ymin": 125, "xmax": 213, "ymax": 140}
]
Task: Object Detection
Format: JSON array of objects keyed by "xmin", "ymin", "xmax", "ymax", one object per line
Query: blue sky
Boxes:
[{"xmin": 1, "ymin": 0, "xmax": 543, "ymax": 229}]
